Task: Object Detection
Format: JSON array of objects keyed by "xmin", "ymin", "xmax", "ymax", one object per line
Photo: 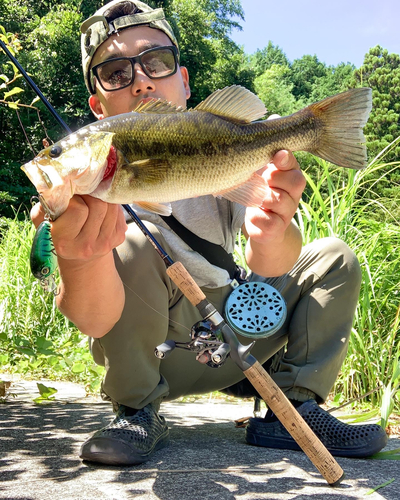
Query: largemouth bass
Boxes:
[{"xmin": 22, "ymin": 85, "xmax": 372, "ymax": 219}]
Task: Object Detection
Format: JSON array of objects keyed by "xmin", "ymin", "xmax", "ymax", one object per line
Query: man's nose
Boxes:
[{"xmin": 130, "ymin": 63, "xmax": 156, "ymax": 95}]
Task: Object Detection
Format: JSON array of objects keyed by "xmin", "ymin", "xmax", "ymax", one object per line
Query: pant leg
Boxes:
[
  {"xmin": 91, "ymin": 230, "xmax": 360, "ymax": 407},
  {"xmin": 90, "ymin": 221, "xmax": 178, "ymax": 409},
  {"xmin": 90, "ymin": 221, "xmax": 262, "ymax": 407},
  {"xmin": 249, "ymin": 237, "xmax": 362, "ymax": 403}
]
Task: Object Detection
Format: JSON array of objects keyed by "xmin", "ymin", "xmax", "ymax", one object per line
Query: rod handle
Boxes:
[
  {"xmin": 244, "ymin": 360, "xmax": 344, "ymax": 486},
  {"xmin": 166, "ymin": 261, "xmax": 206, "ymax": 306}
]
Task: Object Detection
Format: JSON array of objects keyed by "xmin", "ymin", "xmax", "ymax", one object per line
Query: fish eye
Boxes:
[{"xmin": 49, "ymin": 145, "xmax": 62, "ymax": 158}]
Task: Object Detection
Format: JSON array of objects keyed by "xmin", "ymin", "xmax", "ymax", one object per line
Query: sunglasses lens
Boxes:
[
  {"xmin": 97, "ymin": 59, "xmax": 133, "ymax": 90},
  {"xmin": 141, "ymin": 48, "xmax": 177, "ymax": 78}
]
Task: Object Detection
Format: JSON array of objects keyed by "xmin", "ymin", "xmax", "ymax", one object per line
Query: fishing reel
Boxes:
[
  {"xmin": 155, "ymin": 319, "xmax": 230, "ymax": 368},
  {"xmin": 224, "ymin": 282, "xmax": 286, "ymax": 339},
  {"xmin": 155, "ymin": 282, "xmax": 286, "ymax": 368}
]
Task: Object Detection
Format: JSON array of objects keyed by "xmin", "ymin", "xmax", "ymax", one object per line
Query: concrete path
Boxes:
[{"xmin": 0, "ymin": 378, "xmax": 399, "ymax": 499}]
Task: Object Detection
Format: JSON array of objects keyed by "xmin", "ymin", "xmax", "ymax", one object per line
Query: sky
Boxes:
[{"xmin": 230, "ymin": 0, "xmax": 400, "ymax": 68}]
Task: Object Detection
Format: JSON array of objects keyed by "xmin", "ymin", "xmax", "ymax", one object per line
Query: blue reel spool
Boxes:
[{"xmin": 224, "ymin": 282, "xmax": 286, "ymax": 339}]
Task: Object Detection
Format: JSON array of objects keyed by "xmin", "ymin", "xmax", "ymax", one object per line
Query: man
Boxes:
[{"xmin": 32, "ymin": 0, "xmax": 387, "ymax": 465}]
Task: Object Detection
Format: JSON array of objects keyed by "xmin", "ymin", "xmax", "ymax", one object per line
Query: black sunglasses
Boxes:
[{"xmin": 91, "ymin": 45, "xmax": 179, "ymax": 92}]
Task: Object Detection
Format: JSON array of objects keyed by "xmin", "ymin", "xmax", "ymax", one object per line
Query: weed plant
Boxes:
[
  {"xmin": 234, "ymin": 141, "xmax": 400, "ymax": 421},
  {"xmin": 295, "ymin": 143, "xmax": 400, "ymax": 419}
]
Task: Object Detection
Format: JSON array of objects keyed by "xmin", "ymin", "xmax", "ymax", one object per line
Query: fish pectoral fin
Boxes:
[
  {"xmin": 128, "ymin": 158, "xmax": 171, "ymax": 181},
  {"xmin": 134, "ymin": 201, "xmax": 172, "ymax": 216},
  {"xmin": 193, "ymin": 85, "xmax": 267, "ymax": 124},
  {"xmin": 215, "ymin": 173, "xmax": 267, "ymax": 207}
]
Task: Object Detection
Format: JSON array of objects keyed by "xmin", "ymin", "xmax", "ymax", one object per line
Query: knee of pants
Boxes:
[{"xmin": 316, "ymin": 237, "xmax": 362, "ymax": 288}]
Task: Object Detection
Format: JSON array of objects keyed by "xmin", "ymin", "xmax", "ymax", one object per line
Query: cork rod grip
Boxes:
[
  {"xmin": 244, "ymin": 360, "xmax": 344, "ymax": 485},
  {"xmin": 166, "ymin": 261, "xmax": 206, "ymax": 306}
]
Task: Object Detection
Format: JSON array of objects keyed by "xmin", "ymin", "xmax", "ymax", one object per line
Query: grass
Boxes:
[
  {"xmin": 293, "ymin": 147, "xmax": 400, "ymax": 422},
  {"xmin": 0, "ymin": 214, "xmax": 104, "ymax": 394}
]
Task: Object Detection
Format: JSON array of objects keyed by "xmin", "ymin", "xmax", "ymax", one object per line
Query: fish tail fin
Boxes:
[{"xmin": 306, "ymin": 88, "xmax": 372, "ymax": 169}]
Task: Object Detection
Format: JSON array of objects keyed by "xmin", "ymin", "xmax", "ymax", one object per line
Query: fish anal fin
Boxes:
[
  {"xmin": 215, "ymin": 172, "xmax": 267, "ymax": 207},
  {"xmin": 193, "ymin": 85, "xmax": 267, "ymax": 124},
  {"xmin": 134, "ymin": 201, "xmax": 172, "ymax": 216}
]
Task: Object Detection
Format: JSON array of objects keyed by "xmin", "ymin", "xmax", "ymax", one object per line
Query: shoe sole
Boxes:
[
  {"xmin": 245, "ymin": 429, "xmax": 388, "ymax": 458},
  {"xmin": 80, "ymin": 431, "xmax": 169, "ymax": 465}
]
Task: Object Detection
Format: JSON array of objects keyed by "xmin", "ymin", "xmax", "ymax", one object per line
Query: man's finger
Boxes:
[
  {"xmin": 271, "ymin": 150, "xmax": 299, "ymax": 171},
  {"xmin": 30, "ymin": 202, "xmax": 46, "ymax": 228}
]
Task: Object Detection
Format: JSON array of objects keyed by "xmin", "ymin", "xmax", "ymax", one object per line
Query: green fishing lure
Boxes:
[{"xmin": 30, "ymin": 219, "xmax": 58, "ymax": 294}]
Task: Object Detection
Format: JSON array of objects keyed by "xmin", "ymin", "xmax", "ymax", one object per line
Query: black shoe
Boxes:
[
  {"xmin": 245, "ymin": 399, "xmax": 388, "ymax": 458},
  {"xmin": 80, "ymin": 401, "xmax": 169, "ymax": 465}
]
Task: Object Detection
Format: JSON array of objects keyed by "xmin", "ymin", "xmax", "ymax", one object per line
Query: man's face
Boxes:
[{"xmin": 89, "ymin": 26, "xmax": 190, "ymax": 118}]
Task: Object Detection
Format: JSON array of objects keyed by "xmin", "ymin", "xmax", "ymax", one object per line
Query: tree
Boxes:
[
  {"xmin": 353, "ymin": 46, "xmax": 400, "ymax": 162},
  {"xmin": 309, "ymin": 62, "xmax": 355, "ymax": 102},
  {"xmin": 254, "ymin": 64, "xmax": 298, "ymax": 116},
  {"xmin": 249, "ymin": 41, "xmax": 289, "ymax": 78},
  {"xmin": 0, "ymin": 26, "xmax": 37, "ymax": 217},
  {"xmin": 170, "ymin": 0, "xmax": 249, "ymax": 105},
  {"xmin": 291, "ymin": 54, "xmax": 326, "ymax": 102}
]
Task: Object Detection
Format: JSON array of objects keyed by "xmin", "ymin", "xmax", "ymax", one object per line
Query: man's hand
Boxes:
[
  {"xmin": 244, "ymin": 150, "xmax": 306, "ymax": 245},
  {"xmin": 243, "ymin": 150, "xmax": 306, "ymax": 277},
  {"xmin": 31, "ymin": 195, "xmax": 127, "ymax": 263}
]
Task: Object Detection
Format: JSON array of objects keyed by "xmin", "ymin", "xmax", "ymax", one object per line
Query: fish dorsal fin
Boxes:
[
  {"xmin": 133, "ymin": 98, "xmax": 186, "ymax": 114},
  {"xmin": 193, "ymin": 85, "xmax": 267, "ymax": 124}
]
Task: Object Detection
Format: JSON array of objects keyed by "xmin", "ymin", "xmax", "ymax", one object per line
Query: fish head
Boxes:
[{"xmin": 21, "ymin": 130, "xmax": 114, "ymax": 219}]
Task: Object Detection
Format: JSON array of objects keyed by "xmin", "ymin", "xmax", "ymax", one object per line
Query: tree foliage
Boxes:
[
  {"xmin": 249, "ymin": 41, "xmax": 289, "ymax": 77},
  {"xmin": 254, "ymin": 64, "xmax": 297, "ymax": 116},
  {"xmin": 169, "ymin": 0, "xmax": 252, "ymax": 104},
  {"xmin": 353, "ymin": 45, "xmax": 400, "ymax": 162}
]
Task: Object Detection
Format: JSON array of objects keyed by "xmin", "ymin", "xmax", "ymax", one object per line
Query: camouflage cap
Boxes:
[{"xmin": 81, "ymin": 0, "xmax": 179, "ymax": 94}]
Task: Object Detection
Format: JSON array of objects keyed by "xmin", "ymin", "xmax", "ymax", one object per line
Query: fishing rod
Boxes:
[{"xmin": 1, "ymin": 41, "xmax": 344, "ymax": 486}]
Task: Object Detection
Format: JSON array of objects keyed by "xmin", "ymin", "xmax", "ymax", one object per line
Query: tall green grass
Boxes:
[
  {"xmin": 0, "ymin": 216, "xmax": 103, "ymax": 393},
  {"xmin": 295, "ymin": 144, "xmax": 400, "ymax": 418}
]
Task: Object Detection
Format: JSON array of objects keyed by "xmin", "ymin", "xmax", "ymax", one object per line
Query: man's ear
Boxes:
[
  {"xmin": 89, "ymin": 94, "xmax": 105, "ymax": 120},
  {"xmin": 180, "ymin": 67, "xmax": 191, "ymax": 100}
]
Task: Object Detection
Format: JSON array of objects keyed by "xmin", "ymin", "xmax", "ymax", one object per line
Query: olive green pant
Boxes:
[{"xmin": 90, "ymin": 222, "xmax": 362, "ymax": 409}]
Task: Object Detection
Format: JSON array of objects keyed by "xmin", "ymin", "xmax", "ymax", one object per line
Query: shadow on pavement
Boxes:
[{"xmin": 0, "ymin": 401, "xmax": 399, "ymax": 499}]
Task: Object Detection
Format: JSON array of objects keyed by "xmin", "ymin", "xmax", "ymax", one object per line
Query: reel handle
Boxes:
[
  {"xmin": 166, "ymin": 262, "xmax": 206, "ymax": 306},
  {"xmin": 154, "ymin": 340, "xmax": 176, "ymax": 359}
]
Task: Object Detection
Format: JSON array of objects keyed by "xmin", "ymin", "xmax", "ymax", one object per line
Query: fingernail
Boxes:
[{"xmin": 280, "ymin": 151, "xmax": 289, "ymax": 166}]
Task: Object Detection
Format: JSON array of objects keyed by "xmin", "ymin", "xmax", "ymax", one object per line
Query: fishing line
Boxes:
[{"xmin": 122, "ymin": 279, "xmax": 191, "ymax": 333}]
